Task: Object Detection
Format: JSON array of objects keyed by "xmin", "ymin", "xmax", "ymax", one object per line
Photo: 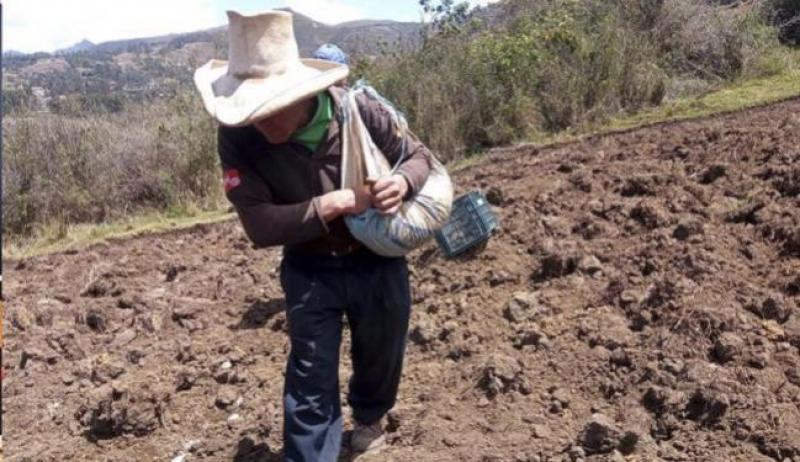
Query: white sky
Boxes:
[{"xmin": 2, "ymin": 0, "xmax": 500, "ymax": 54}]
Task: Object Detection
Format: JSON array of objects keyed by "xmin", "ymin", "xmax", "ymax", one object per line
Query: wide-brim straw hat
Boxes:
[{"xmin": 194, "ymin": 10, "xmax": 349, "ymax": 127}]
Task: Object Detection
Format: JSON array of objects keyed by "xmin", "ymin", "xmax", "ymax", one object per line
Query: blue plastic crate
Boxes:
[{"xmin": 435, "ymin": 191, "xmax": 499, "ymax": 257}]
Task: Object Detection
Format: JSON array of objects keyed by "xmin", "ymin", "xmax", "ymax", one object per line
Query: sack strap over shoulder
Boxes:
[{"xmin": 337, "ymin": 80, "xmax": 409, "ymax": 173}]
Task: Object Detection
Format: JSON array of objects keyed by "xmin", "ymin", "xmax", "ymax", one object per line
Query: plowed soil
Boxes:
[{"xmin": 4, "ymin": 98, "xmax": 800, "ymax": 462}]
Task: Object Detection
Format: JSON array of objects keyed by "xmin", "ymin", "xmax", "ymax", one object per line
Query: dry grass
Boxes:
[{"xmin": 3, "ymin": 92, "xmax": 224, "ymax": 239}]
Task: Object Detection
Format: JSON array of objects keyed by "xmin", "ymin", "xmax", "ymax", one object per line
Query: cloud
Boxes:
[
  {"xmin": 285, "ymin": 0, "xmax": 368, "ymax": 25},
  {"xmin": 468, "ymin": 0, "xmax": 501, "ymax": 6},
  {"xmin": 3, "ymin": 0, "xmax": 220, "ymax": 53}
]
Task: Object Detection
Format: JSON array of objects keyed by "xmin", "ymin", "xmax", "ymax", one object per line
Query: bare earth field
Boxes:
[{"xmin": 4, "ymin": 98, "xmax": 800, "ymax": 461}]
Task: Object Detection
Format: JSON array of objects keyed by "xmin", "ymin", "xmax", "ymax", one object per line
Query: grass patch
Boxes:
[
  {"xmin": 453, "ymin": 62, "xmax": 800, "ymax": 173},
  {"xmin": 4, "ymin": 208, "xmax": 234, "ymax": 261},
  {"xmin": 607, "ymin": 67, "xmax": 800, "ymax": 131}
]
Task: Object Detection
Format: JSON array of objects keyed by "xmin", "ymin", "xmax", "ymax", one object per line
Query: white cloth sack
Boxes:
[{"xmin": 340, "ymin": 84, "xmax": 453, "ymax": 257}]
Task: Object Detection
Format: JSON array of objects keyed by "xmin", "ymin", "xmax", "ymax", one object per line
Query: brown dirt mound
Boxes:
[{"xmin": 4, "ymin": 99, "xmax": 800, "ymax": 461}]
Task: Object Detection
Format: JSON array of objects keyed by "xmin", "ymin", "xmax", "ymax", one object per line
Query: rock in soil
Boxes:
[
  {"xmin": 504, "ymin": 292, "xmax": 548, "ymax": 323},
  {"xmin": 684, "ymin": 388, "xmax": 729, "ymax": 425},
  {"xmin": 576, "ymin": 413, "xmax": 639, "ymax": 455},
  {"xmin": 75, "ymin": 382, "xmax": 171, "ymax": 439}
]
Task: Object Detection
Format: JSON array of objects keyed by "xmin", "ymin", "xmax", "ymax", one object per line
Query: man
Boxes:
[{"xmin": 194, "ymin": 10, "xmax": 432, "ymax": 462}]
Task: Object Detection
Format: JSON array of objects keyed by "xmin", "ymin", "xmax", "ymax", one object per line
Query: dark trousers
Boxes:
[{"xmin": 279, "ymin": 249, "xmax": 411, "ymax": 462}]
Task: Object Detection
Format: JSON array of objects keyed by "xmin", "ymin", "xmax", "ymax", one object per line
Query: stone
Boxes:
[
  {"xmin": 227, "ymin": 413, "xmax": 242, "ymax": 428},
  {"xmin": 215, "ymin": 387, "xmax": 238, "ymax": 409},
  {"xmin": 513, "ymin": 329, "xmax": 546, "ymax": 349},
  {"xmin": 610, "ymin": 349, "xmax": 633, "ymax": 369},
  {"xmin": 74, "ymin": 382, "xmax": 169, "ymax": 439},
  {"xmin": 12, "ymin": 306, "xmax": 36, "ymax": 331},
  {"xmin": 710, "ymin": 332, "xmax": 744, "ymax": 364},
  {"xmin": 85, "ymin": 309, "xmax": 107, "ymax": 332},
  {"xmin": 409, "ymin": 319, "xmax": 438, "ymax": 346},
  {"xmin": 551, "ymin": 388, "xmax": 572, "ymax": 408},
  {"xmin": 549, "ymin": 401, "xmax": 563, "ymax": 414},
  {"xmin": 748, "ymin": 296, "xmax": 792, "ymax": 324},
  {"xmin": 81, "ymin": 278, "xmax": 116, "ymax": 298},
  {"xmin": 578, "ymin": 255, "xmax": 603, "ymax": 274},
  {"xmin": 486, "ymin": 187, "xmax": 505, "ymax": 206},
  {"xmin": 672, "ymin": 220, "xmax": 704, "ymax": 241},
  {"xmin": 505, "ymin": 292, "xmax": 548, "ymax": 323},
  {"xmin": 684, "ymin": 389, "xmax": 729, "ymax": 425},
  {"xmin": 112, "ymin": 329, "xmax": 137, "ymax": 348},
  {"xmin": 479, "ymin": 354, "xmax": 523, "ymax": 398},
  {"xmin": 577, "ymin": 413, "xmax": 638, "ymax": 455},
  {"xmin": 532, "ymin": 424, "xmax": 552, "ymax": 439},
  {"xmin": 608, "ymin": 449, "xmax": 626, "ymax": 462},
  {"xmin": 140, "ymin": 313, "xmax": 163, "ymax": 333},
  {"xmin": 619, "ymin": 290, "xmax": 643, "ymax": 306},
  {"xmin": 183, "ymin": 440, "xmax": 202, "ymax": 453},
  {"xmin": 569, "ymin": 446, "xmax": 586, "ymax": 461}
]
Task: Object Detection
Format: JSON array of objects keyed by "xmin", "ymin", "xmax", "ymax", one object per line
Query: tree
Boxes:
[{"xmin": 419, "ymin": 0, "xmax": 473, "ymax": 37}]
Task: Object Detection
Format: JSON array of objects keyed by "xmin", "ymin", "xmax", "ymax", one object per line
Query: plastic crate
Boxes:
[{"xmin": 435, "ymin": 191, "xmax": 499, "ymax": 257}]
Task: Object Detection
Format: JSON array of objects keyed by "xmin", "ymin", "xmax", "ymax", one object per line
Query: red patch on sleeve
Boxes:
[{"xmin": 223, "ymin": 169, "xmax": 242, "ymax": 192}]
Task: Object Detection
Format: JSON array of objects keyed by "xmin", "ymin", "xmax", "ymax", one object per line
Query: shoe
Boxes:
[{"xmin": 350, "ymin": 420, "xmax": 385, "ymax": 453}]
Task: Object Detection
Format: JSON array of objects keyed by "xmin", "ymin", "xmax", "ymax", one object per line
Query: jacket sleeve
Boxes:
[
  {"xmin": 218, "ymin": 127, "xmax": 329, "ymax": 248},
  {"xmin": 356, "ymin": 93, "xmax": 432, "ymax": 197}
]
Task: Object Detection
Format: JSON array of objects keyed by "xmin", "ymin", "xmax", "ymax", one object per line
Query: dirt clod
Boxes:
[
  {"xmin": 684, "ymin": 388, "xmax": 729, "ymax": 425},
  {"xmin": 504, "ymin": 292, "xmax": 548, "ymax": 323},
  {"xmin": 75, "ymin": 383, "xmax": 170, "ymax": 439},
  {"xmin": 477, "ymin": 354, "xmax": 526, "ymax": 398},
  {"xmin": 577, "ymin": 413, "xmax": 638, "ymax": 455}
]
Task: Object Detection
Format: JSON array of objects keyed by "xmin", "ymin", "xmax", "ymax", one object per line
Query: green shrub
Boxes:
[
  {"xmin": 764, "ymin": 0, "xmax": 800, "ymax": 45},
  {"xmin": 359, "ymin": 0, "xmax": 789, "ymax": 159},
  {"xmin": 362, "ymin": 0, "xmax": 671, "ymax": 157}
]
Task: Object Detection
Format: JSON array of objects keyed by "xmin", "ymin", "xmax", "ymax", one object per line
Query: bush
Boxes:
[
  {"xmin": 2, "ymin": 87, "xmax": 35, "ymax": 114},
  {"xmin": 2, "ymin": 88, "xmax": 222, "ymax": 238},
  {"xmin": 361, "ymin": 0, "xmax": 670, "ymax": 158},
  {"xmin": 49, "ymin": 93, "xmax": 127, "ymax": 115},
  {"xmin": 764, "ymin": 0, "xmax": 800, "ymax": 45},
  {"xmin": 358, "ymin": 0, "xmax": 789, "ymax": 159}
]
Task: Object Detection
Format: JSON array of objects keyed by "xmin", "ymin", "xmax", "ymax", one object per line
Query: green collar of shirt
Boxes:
[{"xmin": 291, "ymin": 91, "xmax": 333, "ymax": 153}]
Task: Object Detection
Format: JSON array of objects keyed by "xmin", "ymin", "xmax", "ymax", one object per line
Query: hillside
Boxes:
[{"xmin": 4, "ymin": 97, "xmax": 800, "ymax": 461}]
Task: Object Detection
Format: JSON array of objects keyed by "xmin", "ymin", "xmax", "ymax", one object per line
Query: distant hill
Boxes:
[
  {"xmin": 55, "ymin": 39, "xmax": 96, "ymax": 55},
  {"xmin": 2, "ymin": 9, "xmax": 422, "ymax": 112},
  {"xmin": 3, "ymin": 50, "xmax": 28, "ymax": 57}
]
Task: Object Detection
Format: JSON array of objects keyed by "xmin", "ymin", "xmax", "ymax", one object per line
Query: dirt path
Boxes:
[{"xmin": 4, "ymin": 99, "xmax": 800, "ymax": 461}]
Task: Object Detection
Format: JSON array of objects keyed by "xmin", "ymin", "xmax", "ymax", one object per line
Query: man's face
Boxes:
[{"xmin": 253, "ymin": 97, "xmax": 314, "ymax": 144}]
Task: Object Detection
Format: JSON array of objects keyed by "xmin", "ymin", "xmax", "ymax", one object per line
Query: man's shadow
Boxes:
[
  {"xmin": 232, "ymin": 434, "xmax": 362, "ymax": 462},
  {"xmin": 233, "ymin": 437, "xmax": 281, "ymax": 461},
  {"xmin": 234, "ymin": 298, "xmax": 285, "ymax": 330}
]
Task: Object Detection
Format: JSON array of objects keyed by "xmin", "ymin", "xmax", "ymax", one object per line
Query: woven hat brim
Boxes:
[{"xmin": 194, "ymin": 58, "xmax": 349, "ymax": 126}]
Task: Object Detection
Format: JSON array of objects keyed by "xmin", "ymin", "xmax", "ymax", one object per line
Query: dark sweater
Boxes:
[{"xmin": 218, "ymin": 85, "xmax": 433, "ymax": 256}]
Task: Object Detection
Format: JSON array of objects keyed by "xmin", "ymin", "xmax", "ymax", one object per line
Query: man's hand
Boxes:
[
  {"xmin": 370, "ymin": 174, "xmax": 409, "ymax": 215},
  {"xmin": 349, "ymin": 184, "xmax": 373, "ymax": 215},
  {"xmin": 319, "ymin": 186, "xmax": 372, "ymax": 222}
]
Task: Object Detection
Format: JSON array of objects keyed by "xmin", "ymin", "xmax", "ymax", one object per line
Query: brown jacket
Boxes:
[{"xmin": 218, "ymin": 85, "xmax": 432, "ymax": 255}]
